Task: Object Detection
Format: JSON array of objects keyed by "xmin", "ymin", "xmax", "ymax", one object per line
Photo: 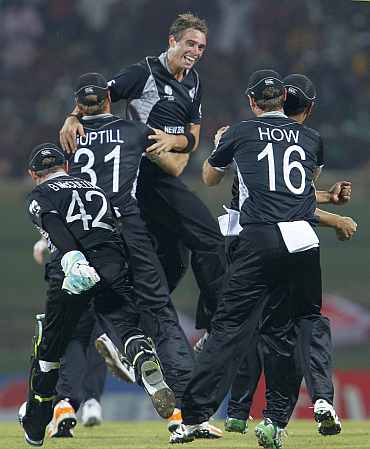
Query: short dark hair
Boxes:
[
  {"xmin": 256, "ymin": 87, "xmax": 285, "ymax": 112},
  {"xmin": 32, "ymin": 165, "xmax": 64, "ymax": 178},
  {"xmin": 77, "ymin": 98, "xmax": 106, "ymax": 115},
  {"xmin": 169, "ymin": 13, "xmax": 208, "ymax": 40}
]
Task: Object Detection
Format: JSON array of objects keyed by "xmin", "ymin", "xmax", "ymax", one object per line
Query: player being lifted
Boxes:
[
  {"xmin": 19, "ymin": 143, "xmax": 175, "ymax": 446},
  {"xmin": 60, "ymin": 13, "xmax": 226, "ymax": 437}
]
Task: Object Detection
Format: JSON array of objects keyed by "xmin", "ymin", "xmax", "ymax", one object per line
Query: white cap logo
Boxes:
[
  {"xmin": 265, "ymin": 79, "xmax": 274, "ymax": 85},
  {"xmin": 41, "ymin": 150, "xmax": 52, "ymax": 156},
  {"xmin": 288, "ymin": 87, "xmax": 297, "ymax": 94},
  {"xmin": 85, "ymin": 87, "xmax": 94, "ymax": 94}
]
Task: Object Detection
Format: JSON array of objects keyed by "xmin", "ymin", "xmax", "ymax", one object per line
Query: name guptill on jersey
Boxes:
[{"xmin": 77, "ymin": 129, "xmax": 124, "ymax": 146}]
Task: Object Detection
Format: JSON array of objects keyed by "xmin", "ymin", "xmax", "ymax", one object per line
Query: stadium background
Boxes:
[{"xmin": 0, "ymin": 0, "xmax": 369, "ymax": 420}]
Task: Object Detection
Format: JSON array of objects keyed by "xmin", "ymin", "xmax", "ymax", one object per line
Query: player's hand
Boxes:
[
  {"xmin": 33, "ymin": 238, "xmax": 48, "ymax": 265},
  {"xmin": 335, "ymin": 216, "xmax": 357, "ymax": 241},
  {"xmin": 329, "ymin": 181, "xmax": 352, "ymax": 205},
  {"xmin": 61, "ymin": 250, "xmax": 100, "ymax": 295},
  {"xmin": 146, "ymin": 129, "xmax": 177, "ymax": 155},
  {"xmin": 214, "ymin": 126, "xmax": 229, "ymax": 148},
  {"xmin": 59, "ymin": 116, "xmax": 85, "ymax": 154}
]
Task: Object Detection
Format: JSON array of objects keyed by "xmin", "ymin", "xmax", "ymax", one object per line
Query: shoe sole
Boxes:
[
  {"xmin": 95, "ymin": 337, "xmax": 135, "ymax": 383},
  {"xmin": 141, "ymin": 360, "xmax": 176, "ymax": 419},
  {"xmin": 50, "ymin": 415, "xmax": 77, "ymax": 438},
  {"xmin": 255, "ymin": 427, "xmax": 275, "ymax": 449},
  {"xmin": 315, "ymin": 410, "xmax": 342, "ymax": 436}
]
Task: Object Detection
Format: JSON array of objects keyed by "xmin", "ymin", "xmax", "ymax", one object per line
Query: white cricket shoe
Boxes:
[
  {"xmin": 314, "ymin": 399, "xmax": 342, "ymax": 435},
  {"xmin": 95, "ymin": 333, "xmax": 136, "ymax": 383},
  {"xmin": 81, "ymin": 398, "xmax": 102, "ymax": 427}
]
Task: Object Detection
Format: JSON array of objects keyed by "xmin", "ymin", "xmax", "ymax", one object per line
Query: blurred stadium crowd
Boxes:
[{"xmin": 0, "ymin": 0, "xmax": 369, "ymax": 177}]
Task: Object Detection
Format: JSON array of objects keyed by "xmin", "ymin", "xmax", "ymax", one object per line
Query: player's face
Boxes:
[{"xmin": 168, "ymin": 29, "xmax": 206, "ymax": 71}]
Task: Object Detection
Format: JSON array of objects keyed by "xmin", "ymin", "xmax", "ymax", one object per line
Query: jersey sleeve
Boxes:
[
  {"xmin": 108, "ymin": 62, "xmax": 150, "ymax": 103},
  {"xmin": 189, "ymin": 77, "xmax": 202, "ymax": 124},
  {"xmin": 208, "ymin": 127, "xmax": 236, "ymax": 170},
  {"xmin": 27, "ymin": 190, "xmax": 59, "ymax": 228}
]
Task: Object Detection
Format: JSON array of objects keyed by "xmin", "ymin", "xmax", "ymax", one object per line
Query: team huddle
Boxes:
[{"xmin": 18, "ymin": 12, "xmax": 357, "ymax": 449}]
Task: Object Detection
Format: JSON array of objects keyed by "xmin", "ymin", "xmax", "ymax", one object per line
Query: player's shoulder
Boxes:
[
  {"xmin": 114, "ymin": 116, "xmax": 150, "ymax": 134},
  {"xmin": 113, "ymin": 58, "xmax": 150, "ymax": 80}
]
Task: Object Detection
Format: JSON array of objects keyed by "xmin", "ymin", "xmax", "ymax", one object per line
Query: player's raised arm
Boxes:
[
  {"xmin": 59, "ymin": 106, "xmax": 85, "ymax": 154},
  {"xmin": 202, "ymin": 125, "xmax": 234, "ymax": 186},
  {"xmin": 316, "ymin": 181, "xmax": 352, "ymax": 204}
]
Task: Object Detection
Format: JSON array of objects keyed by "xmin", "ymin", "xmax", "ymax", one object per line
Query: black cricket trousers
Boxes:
[
  {"xmin": 181, "ymin": 224, "xmax": 324, "ymax": 427},
  {"xmin": 137, "ymin": 158, "xmax": 226, "ymax": 331}
]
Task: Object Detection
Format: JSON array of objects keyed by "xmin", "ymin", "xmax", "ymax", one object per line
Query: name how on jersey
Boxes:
[
  {"xmin": 77, "ymin": 129, "xmax": 124, "ymax": 146},
  {"xmin": 258, "ymin": 127, "xmax": 299, "ymax": 143},
  {"xmin": 164, "ymin": 125, "xmax": 185, "ymax": 134},
  {"xmin": 47, "ymin": 179, "xmax": 95, "ymax": 192}
]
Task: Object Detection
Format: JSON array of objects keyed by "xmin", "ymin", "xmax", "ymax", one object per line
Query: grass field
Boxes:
[{"xmin": 3, "ymin": 420, "xmax": 370, "ymax": 449}]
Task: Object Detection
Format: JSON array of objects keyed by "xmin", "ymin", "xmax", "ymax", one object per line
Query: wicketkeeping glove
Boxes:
[{"xmin": 61, "ymin": 250, "xmax": 100, "ymax": 295}]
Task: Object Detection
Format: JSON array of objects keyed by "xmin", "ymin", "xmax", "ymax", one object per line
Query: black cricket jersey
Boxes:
[
  {"xmin": 209, "ymin": 112, "xmax": 324, "ymax": 226},
  {"xmin": 109, "ymin": 53, "xmax": 202, "ymax": 133},
  {"xmin": 68, "ymin": 113, "xmax": 152, "ymax": 217},
  {"xmin": 109, "ymin": 53, "xmax": 202, "ymax": 180},
  {"xmin": 27, "ymin": 173, "xmax": 120, "ymax": 257}
]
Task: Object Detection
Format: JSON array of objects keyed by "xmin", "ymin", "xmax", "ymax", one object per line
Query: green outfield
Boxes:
[{"xmin": 4, "ymin": 420, "xmax": 370, "ymax": 449}]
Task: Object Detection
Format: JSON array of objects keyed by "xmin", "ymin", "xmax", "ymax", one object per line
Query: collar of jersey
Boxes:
[
  {"xmin": 159, "ymin": 51, "xmax": 190, "ymax": 79},
  {"xmin": 39, "ymin": 171, "xmax": 66, "ymax": 185},
  {"xmin": 82, "ymin": 113, "xmax": 113, "ymax": 121},
  {"xmin": 259, "ymin": 111, "xmax": 288, "ymax": 118}
]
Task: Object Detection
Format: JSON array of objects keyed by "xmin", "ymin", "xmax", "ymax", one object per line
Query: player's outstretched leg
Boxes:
[
  {"xmin": 95, "ymin": 333, "xmax": 175, "ymax": 419},
  {"xmin": 314, "ymin": 399, "xmax": 342, "ymax": 436}
]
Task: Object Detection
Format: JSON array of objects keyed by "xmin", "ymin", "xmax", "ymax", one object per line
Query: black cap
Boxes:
[
  {"xmin": 28, "ymin": 143, "xmax": 65, "ymax": 171},
  {"xmin": 283, "ymin": 74, "xmax": 316, "ymax": 115},
  {"xmin": 245, "ymin": 69, "xmax": 285, "ymax": 100},
  {"xmin": 75, "ymin": 72, "xmax": 108, "ymax": 106}
]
